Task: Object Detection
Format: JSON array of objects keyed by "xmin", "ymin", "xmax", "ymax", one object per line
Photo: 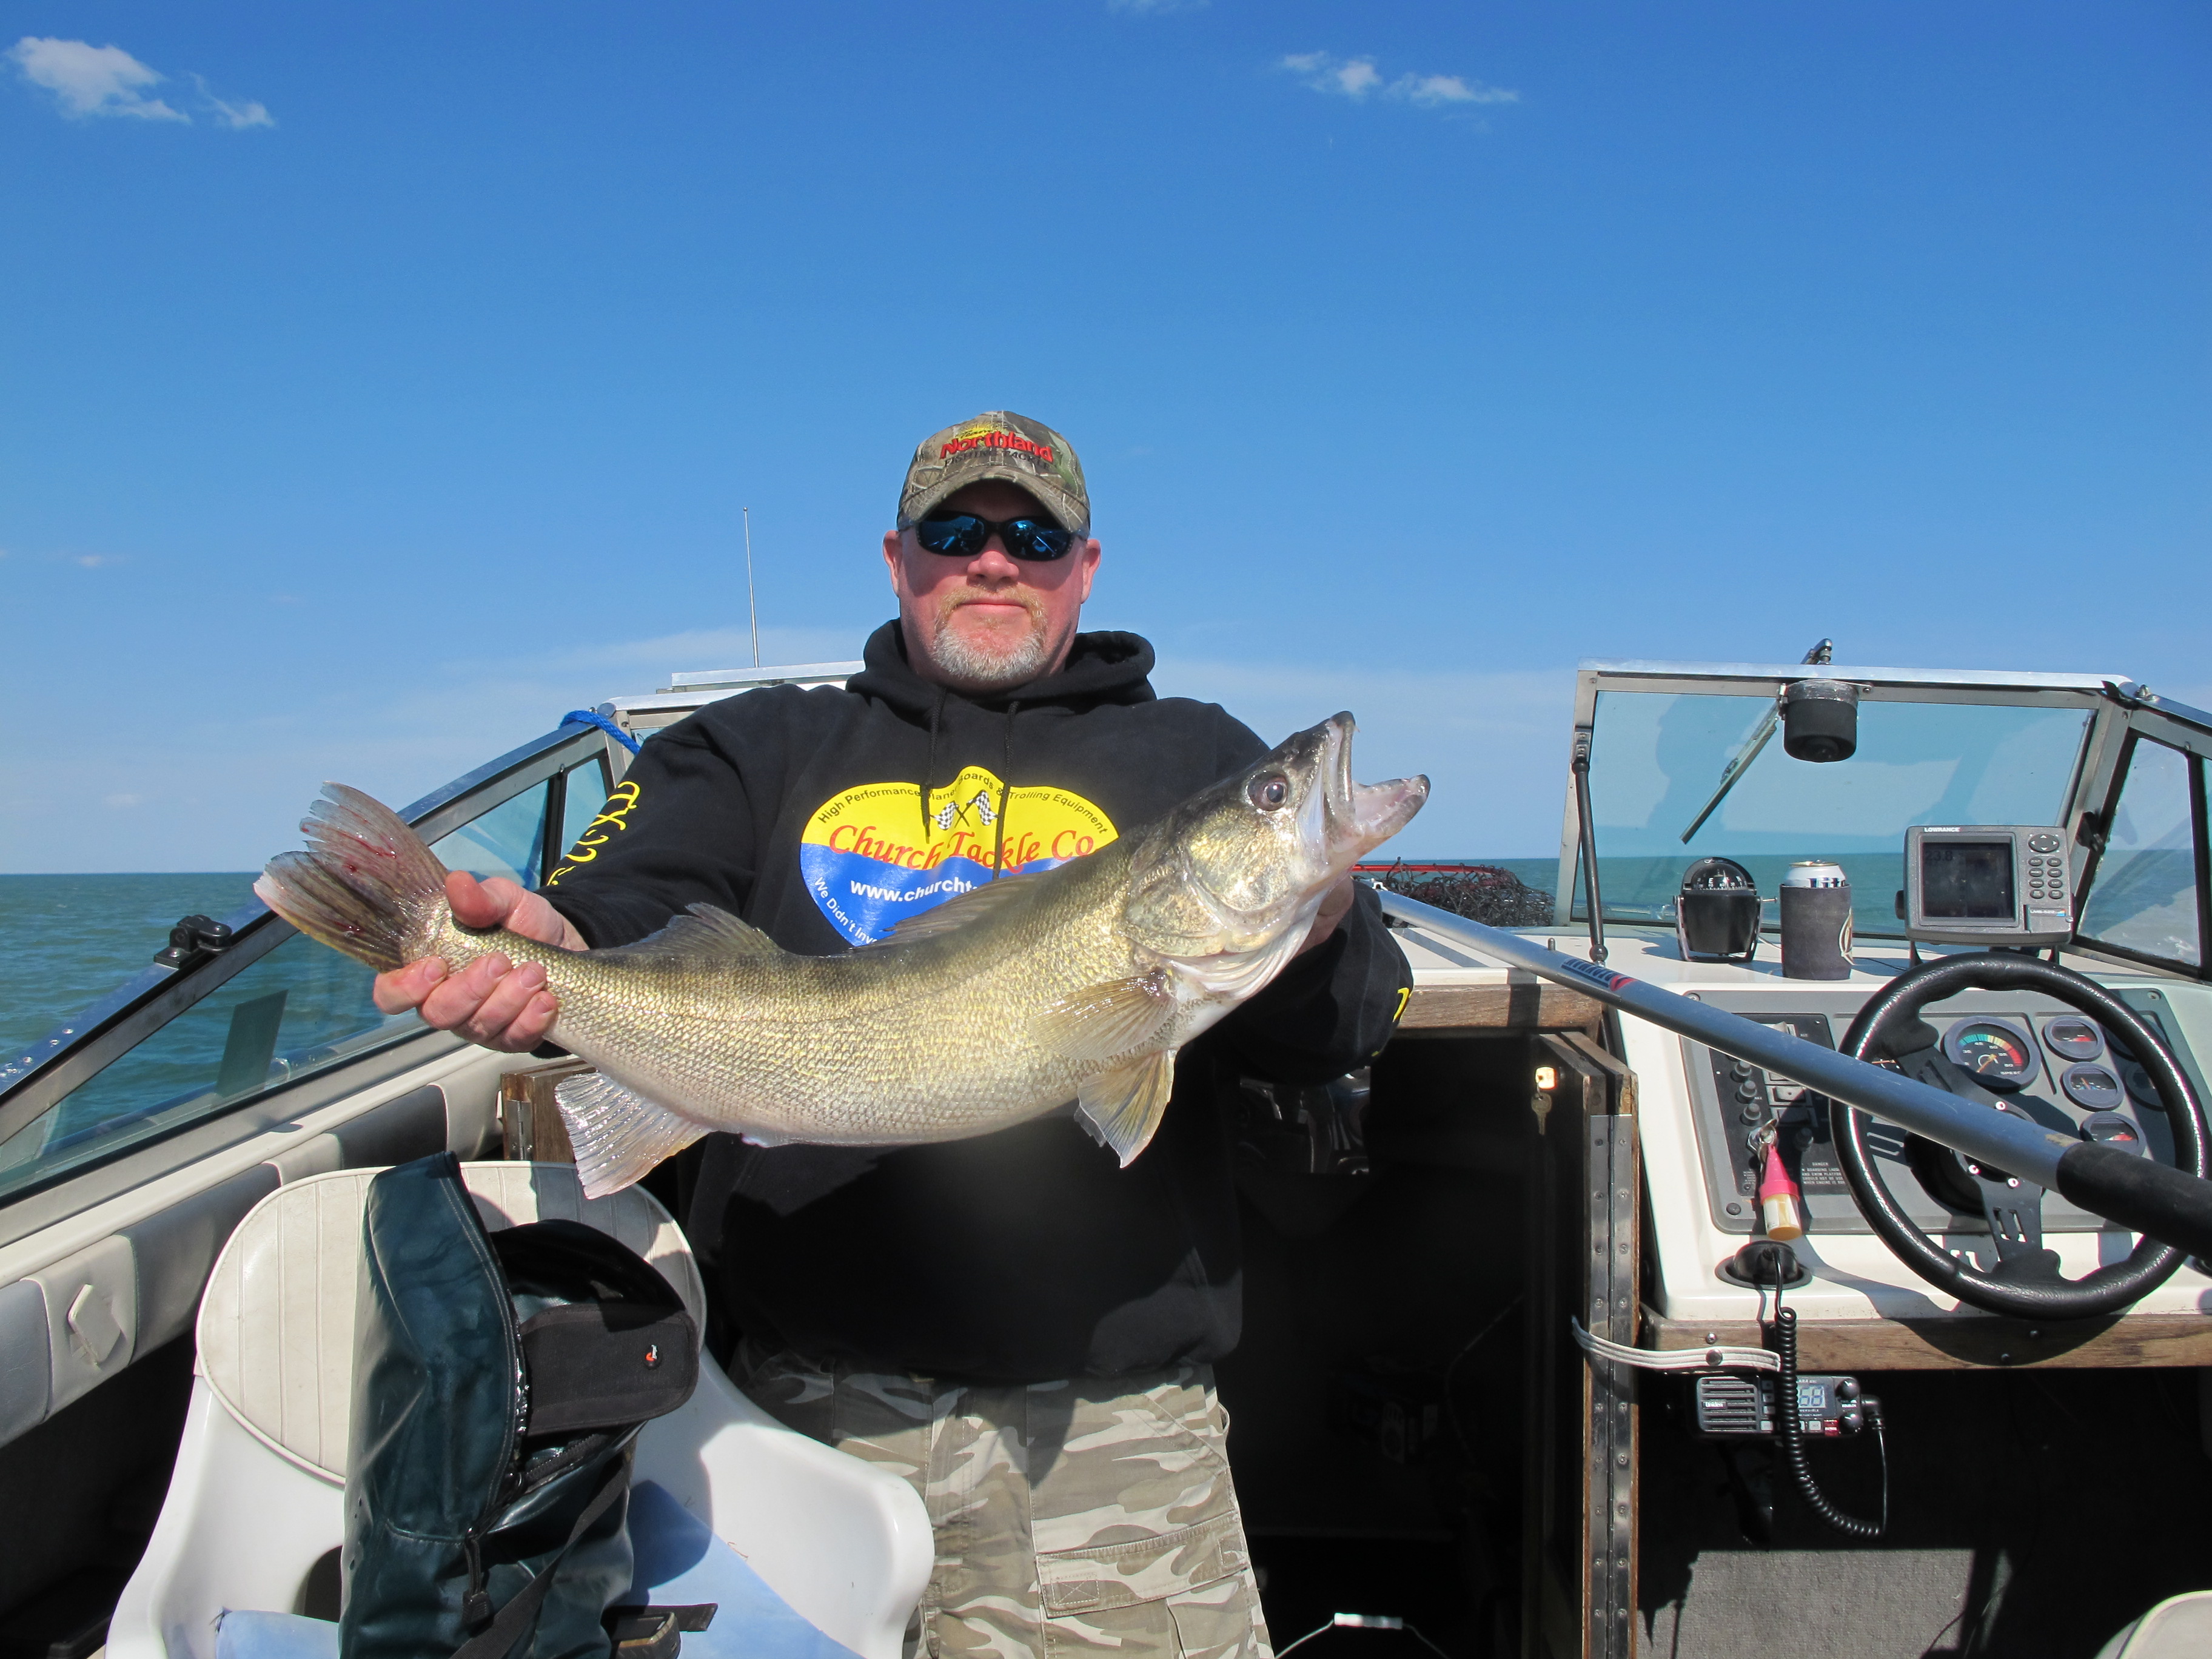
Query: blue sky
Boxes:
[{"xmin": 2, "ymin": 2, "xmax": 2206, "ymax": 872}]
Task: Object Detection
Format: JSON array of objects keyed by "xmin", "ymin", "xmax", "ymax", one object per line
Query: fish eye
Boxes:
[{"xmin": 1249, "ymin": 774, "xmax": 1291, "ymax": 811}]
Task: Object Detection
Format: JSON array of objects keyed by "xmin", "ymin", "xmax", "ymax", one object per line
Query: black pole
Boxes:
[
  {"xmin": 1373, "ymin": 887, "xmax": 2212, "ymax": 1259},
  {"xmin": 1572, "ymin": 728, "xmax": 1607, "ymax": 965}
]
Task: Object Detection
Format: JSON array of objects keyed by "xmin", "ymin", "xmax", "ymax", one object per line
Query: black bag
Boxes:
[{"xmin": 341, "ymin": 1153, "xmax": 700, "ymax": 1659}]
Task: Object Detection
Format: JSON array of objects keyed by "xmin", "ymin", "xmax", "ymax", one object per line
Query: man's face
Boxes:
[{"xmin": 882, "ymin": 480, "xmax": 1102, "ymax": 692}]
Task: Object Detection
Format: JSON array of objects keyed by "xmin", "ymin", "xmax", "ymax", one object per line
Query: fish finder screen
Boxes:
[{"xmin": 1922, "ymin": 841, "xmax": 2015, "ymax": 919}]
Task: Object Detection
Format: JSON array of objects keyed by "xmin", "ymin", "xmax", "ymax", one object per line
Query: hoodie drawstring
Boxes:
[
  {"xmin": 919, "ymin": 684, "xmax": 949, "ymax": 844},
  {"xmin": 990, "ymin": 702, "xmax": 1020, "ymax": 881}
]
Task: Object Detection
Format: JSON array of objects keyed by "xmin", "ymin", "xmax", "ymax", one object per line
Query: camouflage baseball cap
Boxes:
[{"xmin": 897, "ymin": 411, "xmax": 1090, "ymax": 536}]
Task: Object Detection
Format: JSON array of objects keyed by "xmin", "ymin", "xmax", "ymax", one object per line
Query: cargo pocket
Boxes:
[
  {"xmin": 1165, "ymin": 1572, "xmax": 1269, "ymax": 1659},
  {"xmin": 1037, "ymin": 1512, "xmax": 1261, "ymax": 1658}
]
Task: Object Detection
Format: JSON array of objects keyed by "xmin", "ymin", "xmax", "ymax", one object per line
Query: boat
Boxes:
[{"xmin": 2, "ymin": 650, "xmax": 2209, "ymax": 1658}]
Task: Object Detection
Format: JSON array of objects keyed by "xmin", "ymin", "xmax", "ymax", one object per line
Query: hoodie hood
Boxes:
[{"xmin": 848, "ymin": 620, "xmax": 1158, "ymax": 716}]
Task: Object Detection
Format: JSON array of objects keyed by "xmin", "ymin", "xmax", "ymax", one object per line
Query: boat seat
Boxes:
[
  {"xmin": 2096, "ymin": 1590, "xmax": 2212, "ymax": 1658},
  {"xmin": 108, "ymin": 1162, "xmax": 933, "ymax": 1659}
]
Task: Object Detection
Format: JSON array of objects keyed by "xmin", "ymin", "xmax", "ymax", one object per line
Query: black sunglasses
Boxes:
[{"xmin": 914, "ymin": 513, "xmax": 1078, "ymax": 563}]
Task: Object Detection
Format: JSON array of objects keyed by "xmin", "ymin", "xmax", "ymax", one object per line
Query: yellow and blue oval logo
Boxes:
[{"xmin": 802, "ymin": 767, "xmax": 1117, "ymax": 945}]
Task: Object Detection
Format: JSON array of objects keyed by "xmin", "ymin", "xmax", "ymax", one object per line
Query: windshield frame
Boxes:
[
  {"xmin": 1554, "ymin": 658, "xmax": 2152, "ymax": 952},
  {"xmin": 2070, "ymin": 691, "xmax": 2212, "ymax": 979},
  {"xmin": 0, "ymin": 720, "xmax": 621, "ymax": 1190}
]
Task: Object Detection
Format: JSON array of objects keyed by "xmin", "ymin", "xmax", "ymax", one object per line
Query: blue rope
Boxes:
[{"xmin": 560, "ymin": 709, "xmax": 642, "ymax": 754}]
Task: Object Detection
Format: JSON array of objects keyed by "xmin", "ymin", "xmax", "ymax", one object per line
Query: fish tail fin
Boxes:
[
  {"xmin": 253, "ymin": 783, "xmax": 450, "ymax": 973},
  {"xmin": 556, "ymin": 1071, "xmax": 708, "ymax": 1199}
]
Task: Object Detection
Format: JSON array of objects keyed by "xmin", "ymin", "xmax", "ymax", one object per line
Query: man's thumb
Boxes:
[{"xmin": 445, "ymin": 869, "xmax": 506, "ymax": 928}]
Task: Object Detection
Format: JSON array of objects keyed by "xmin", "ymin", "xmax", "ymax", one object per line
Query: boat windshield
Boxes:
[{"xmin": 1577, "ymin": 691, "xmax": 2093, "ymax": 939}]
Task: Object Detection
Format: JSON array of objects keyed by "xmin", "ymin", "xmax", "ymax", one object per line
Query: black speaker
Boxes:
[{"xmin": 1781, "ymin": 679, "xmax": 1858, "ymax": 763}]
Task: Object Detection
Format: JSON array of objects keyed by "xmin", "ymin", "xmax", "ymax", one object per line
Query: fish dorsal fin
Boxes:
[
  {"xmin": 879, "ymin": 871, "xmax": 1051, "ymax": 945},
  {"xmin": 1030, "ymin": 970, "xmax": 1178, "ymax": 1068},
  {"xmin": 555, "ymin": 1071, "xmax": 709, "ymax": 1199},
  {"xmin": 624, "ymin": 903, "xmax": 782, "ymax": 962},
  {"xmin": 1167, "ymin": 922, "xmax": 1308, "ymax": 1000},
  {"xmin": 1076, "ymin": 1050, "xmax": 1179, "ymax": 1167}
]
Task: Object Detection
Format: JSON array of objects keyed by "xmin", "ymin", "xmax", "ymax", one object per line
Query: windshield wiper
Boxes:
[{"xmin": 1678, "ymin": 638, "xmax": 1832, "ymax": 843}]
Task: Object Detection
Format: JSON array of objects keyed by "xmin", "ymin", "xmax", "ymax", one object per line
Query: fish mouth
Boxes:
[{"xmin": 1316, "ymin": 712, "xmax": 1429, "ymax": 863}]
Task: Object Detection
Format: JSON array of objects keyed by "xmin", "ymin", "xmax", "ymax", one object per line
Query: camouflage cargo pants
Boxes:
[{"xmin": 734, "ymin": 1342, "xmax": 1275, "ymax": 1659}]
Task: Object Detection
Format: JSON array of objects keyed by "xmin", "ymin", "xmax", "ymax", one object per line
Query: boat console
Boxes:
[
  {"xmin": 5, "ymin": 652, "xmax": 2212, "ymax": 1657},
  {"xmin": 1319, "ymin": 655, "xmax": 2212, "ymax": 1655}
]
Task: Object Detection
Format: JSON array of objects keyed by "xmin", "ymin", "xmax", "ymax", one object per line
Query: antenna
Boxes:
[{"xmin": 743, "ymin": 506, "xmax": 760, "ymax": 668}]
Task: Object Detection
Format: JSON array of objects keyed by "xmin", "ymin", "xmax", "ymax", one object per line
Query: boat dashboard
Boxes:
[
  {"xmin": 1379, "ymin": 651, "xmax": 2212, "ymax": 1380},
  {"xmin": 1391, "ymin": 919, "xmax": 2212, "ymax": 1361}
]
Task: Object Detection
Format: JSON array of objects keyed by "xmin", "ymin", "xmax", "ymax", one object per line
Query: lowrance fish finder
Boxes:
[{"xmin": 1900, "ymin": 824, "xmax": 2074, "ymax": 947}]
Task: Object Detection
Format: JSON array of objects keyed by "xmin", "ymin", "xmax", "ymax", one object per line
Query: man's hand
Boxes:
[
  {"xmin": 371, "ymin": 871, "xmax": 587, "ymax": 1054},
  {"xmin": 1295, "ymin": 874, "xmax": 1358, "ymax": 957}
]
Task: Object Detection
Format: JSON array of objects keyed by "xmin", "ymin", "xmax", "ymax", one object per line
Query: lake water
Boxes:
[{"xmin": 0, "ymin": 874, "xmax": 264, "ymax": 1065}]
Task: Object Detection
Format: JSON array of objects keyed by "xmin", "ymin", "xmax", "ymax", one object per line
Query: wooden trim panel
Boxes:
[
  {"xmin": 1643, "ymin": 1305, "xmax": 2212, "ymax": 1370},
  {"xmin": 1399, "ymin": 980, "xmax": 1600, "ymax": 1032}
]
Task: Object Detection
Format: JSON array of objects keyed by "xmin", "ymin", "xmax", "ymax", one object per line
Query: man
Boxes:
[{"xmin": 374, "ymin": 412, "xmax": 1411, "ymax": 1659}]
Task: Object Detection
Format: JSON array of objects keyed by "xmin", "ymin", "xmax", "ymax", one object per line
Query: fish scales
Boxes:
[
  {"xmin": 255, "ymin": 713, "xmax": 1426, "ymax": 1198},
  {"xmin": 501, "ymin": 850, "xmax": 1148, "ymax": 1142}
]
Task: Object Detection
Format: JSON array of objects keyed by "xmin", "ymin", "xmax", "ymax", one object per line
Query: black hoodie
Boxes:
[{"xmin": 544, "ymin": 622, "xmax": 1410, "ymax": 1380}]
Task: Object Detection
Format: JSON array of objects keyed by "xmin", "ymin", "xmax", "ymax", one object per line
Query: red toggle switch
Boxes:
[{"xmin": 1758, "ymin": 1139, "xmax": 1805, "ymax": 1241}]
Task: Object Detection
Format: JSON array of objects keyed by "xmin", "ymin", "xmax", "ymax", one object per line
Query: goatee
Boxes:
[{"xmin": 926, "ymin": 600, "xmax": 1053, "ymax": 691}]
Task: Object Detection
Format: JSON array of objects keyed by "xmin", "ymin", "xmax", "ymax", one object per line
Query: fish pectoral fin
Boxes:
[
  {"xmin": 877, "ymin": 870, "xmax": 1051, "ymax": 945},
  {"xmin": 1167, "ymin": 923, "xmax": 1307, "ymax": 1000},
  {"xmin": 1076, "ymin": 1050, "xmax": 1179, "ymax": 1168},
  {"xmin": 555, "ymin": 1070, "xmax": 708, "ymax": 1199},
  {"xmin": 620, "ymin": 903, "xmax": 782, "ymax": 963},
  {"xmin": 1030, "ymin": 970, "xmax": 1178, "ymax": 1067}
]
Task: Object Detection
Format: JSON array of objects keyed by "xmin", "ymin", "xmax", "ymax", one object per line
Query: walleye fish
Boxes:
[{"xmin": 256, "ymin": 713, "xmax": 1426, "ymax": 1198}]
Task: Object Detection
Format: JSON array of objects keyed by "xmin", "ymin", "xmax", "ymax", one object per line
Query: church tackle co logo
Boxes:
[{"xmin": 800, "ymin": 768, "xmax": 1118, "ymax": 945}]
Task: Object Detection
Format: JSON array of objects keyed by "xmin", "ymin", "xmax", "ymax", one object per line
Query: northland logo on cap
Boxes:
[
  {"xmin": 939, "ymin": 426, "xmax": 1055, "ymax": 465},
  {"xmin": 899, "ymin": 409, "xmax": 1090, "ymax": 535}
]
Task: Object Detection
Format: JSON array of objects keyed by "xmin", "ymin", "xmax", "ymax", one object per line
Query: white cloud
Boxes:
[
  {"xmin": 1281, "ymin": 52, "xmax": 1379, "ymax": 99},
  {"xmin": 1392, "ymin": 73, "xmax": 1517, "ymax": 108},
  {"xmin": 195, "ymin": 74, "xmax": 274, "ymax": 129},
  {"xmin": 8, "ymin": 38, "xmax": 275, "ymax": 129},
  {"xmin": 9, "ymin": 37, "xmax": 186, "ymax": 121},
  {"xmin": 1278, "ymin": 51, "xmax": 1517, "ymax": 111}
]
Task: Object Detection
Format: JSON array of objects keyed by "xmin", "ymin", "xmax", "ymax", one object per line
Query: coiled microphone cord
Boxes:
[{"xmin": 1775, "ymin": 1304, "xmax": 1887, "ymax": 1539}]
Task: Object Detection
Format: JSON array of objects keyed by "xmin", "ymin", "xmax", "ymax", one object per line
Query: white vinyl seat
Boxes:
[
  {"xmin": 109, "ymin": 1162, "xmax": 933, "ymax": 1659},
  {"xmin": 2096, "ymin": 1590, "xmax": 2212, "ymax": 1658}
]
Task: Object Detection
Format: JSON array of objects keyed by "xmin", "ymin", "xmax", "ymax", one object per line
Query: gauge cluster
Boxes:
[{"xmin": 1683, "ymin": 993, "xmax": 2196, "ymax": 1237}]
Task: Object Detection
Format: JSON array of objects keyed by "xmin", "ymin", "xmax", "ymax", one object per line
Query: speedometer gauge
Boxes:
[{"xmin": 1943, "ymin": 1017, "xmax": 2040, "ymax": 1090}]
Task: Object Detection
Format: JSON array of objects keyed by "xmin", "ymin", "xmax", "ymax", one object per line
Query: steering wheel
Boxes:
[{"xmin": 1834, "ymin": 952, "xmax": 2209, "ymax": 1319}]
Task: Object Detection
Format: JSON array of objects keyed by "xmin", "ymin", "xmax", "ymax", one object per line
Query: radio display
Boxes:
[{"xmin": 1922, "ymin": 840, "xmax": 2015, "ymax": 919}]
